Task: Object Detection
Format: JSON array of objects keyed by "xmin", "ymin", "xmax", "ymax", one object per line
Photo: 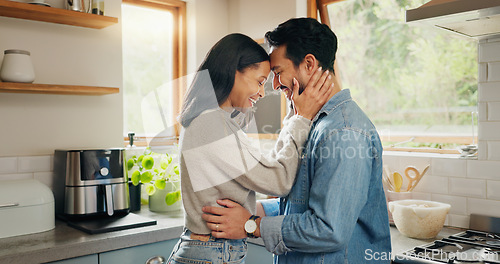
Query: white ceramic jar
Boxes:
[{"xmin": 0, "ymin": 49, "xmax": 35, "ymax": 83}]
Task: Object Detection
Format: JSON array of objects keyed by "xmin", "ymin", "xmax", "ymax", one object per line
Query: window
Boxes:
[
  {"xmin": 312, "ymin": 0, "xmax": 478, "ymax": 152},
  {"xmin": 122, "ymin": 0, "xmax": 186, "ymax": 145}
]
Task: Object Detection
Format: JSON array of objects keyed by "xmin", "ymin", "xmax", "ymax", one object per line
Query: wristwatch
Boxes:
[{"xmin": 244, "ymin": 215, "xmax": 260, "ymax": 238}]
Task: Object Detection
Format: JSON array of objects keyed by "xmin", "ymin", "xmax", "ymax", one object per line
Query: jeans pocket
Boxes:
[
  {"xmin": 226, "ymin": 241, "xmax": 247, "ymax": 263},
  {"xmin": 169, "ymin": 240, "xmax": 222, "ymax": 264}
]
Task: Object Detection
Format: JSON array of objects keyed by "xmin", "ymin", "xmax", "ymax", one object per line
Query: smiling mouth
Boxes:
[
  {"xmin": 278, "ymin": 86, "xmax": 292, "ymax": 96},
  {"xmin": 249, "ymin": 98, "xmax": 258, "ymax": 105}
]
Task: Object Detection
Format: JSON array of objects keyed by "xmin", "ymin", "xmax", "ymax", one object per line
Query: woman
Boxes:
[{"xmin": 168, "ymin": 33, "xmax": 333, "ymax": 264}]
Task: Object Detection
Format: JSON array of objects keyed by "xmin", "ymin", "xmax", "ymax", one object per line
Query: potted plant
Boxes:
[{"xmin": 127, "ymin": 146, "xmax": 181, "ymax": 213}]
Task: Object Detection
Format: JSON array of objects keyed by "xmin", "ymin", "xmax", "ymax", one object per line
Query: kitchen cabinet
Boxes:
[
  {"xmin": 99, "ymin": 240, "xmax": 178, "ymax": 264},
  {"xmin": 46, "ymin": 254, "xmax": 98, "ymax": 264},
  {"xmin": 45, "ymin": 240, "xmax": 178, "ymax": 264},
  {"xmin": 100, "ymin": 240, "xmax": 273, "ymax": 264},
  {"xmin": 247, "ymin": 242, "xmax": 273, "ymax": 263},
  {"xmin": 0, "ymin": 0, "xmax": 117, "ymax": 29},
  {"xmin": 46, "ymin": 240, "xmax": 273, "ymax": 264}
]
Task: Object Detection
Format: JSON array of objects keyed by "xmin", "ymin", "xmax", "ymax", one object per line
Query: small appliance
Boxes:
[{"xmin": 53, "ymin": 149, "xmax": 130, "ymax": 219}]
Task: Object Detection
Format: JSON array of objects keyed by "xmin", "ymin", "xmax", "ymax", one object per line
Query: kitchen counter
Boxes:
[
  {"xmin": 0, "ymin": 207, "xmax": 185, "ymax": 264},
  {"xmin": 390, "ymin": 224, "xmax": 466, "ymax": 257},
  {"xmin": 0, "ymin": 207, "xmax": 465, "ymax": 264}
]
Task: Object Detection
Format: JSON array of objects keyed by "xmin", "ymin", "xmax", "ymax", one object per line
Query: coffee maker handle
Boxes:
[{"xmin": 105, "ymin": 185, "xmax": 114, "ymax": 216}]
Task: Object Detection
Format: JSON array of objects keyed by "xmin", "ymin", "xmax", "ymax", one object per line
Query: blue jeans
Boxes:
[{"xmin": 168, "ymin": 229, "xmax": 248, "ymax": 264}]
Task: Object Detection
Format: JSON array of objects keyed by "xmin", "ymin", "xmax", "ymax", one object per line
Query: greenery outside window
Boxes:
[
  {"xmin": 122, "ymin": 0, "xmax": 186, "ymax": 146},
  {"xmin": 310, "ymin": 0, "xmax": 478, "ymax": 153}
]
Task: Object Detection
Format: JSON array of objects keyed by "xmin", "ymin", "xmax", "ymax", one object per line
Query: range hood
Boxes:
[{"xmin": 406, "ymin": 0, "xmax": 500, "ymax": 39}]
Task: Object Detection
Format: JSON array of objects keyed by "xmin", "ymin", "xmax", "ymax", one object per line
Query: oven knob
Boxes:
[{"xmin": 100, "ymin": 167, "xmax": 109, "ymax": 176}]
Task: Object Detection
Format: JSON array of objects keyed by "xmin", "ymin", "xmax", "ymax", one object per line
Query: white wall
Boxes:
[
  {"xmin": 228, "ymin": 0, "xmax": 306, "ymax": 40},
  {"xmin": 0, "ymin": 0, "xmax": 123, "ymax": 157},
  {"xmin": 187, "ymin": 0, "xmax": 230, "ymax": 70},
  {"xmin": 189, "ymin": 0, "xmax": 307, "ymax": 69}
]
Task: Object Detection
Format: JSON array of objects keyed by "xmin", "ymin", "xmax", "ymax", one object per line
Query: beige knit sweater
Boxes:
[{"xmin": 179, "ymin": 108, "xmax": 311, "ymax": 234}]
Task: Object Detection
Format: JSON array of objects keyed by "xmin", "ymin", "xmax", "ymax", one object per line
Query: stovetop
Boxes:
[{"xmin": 394, "ymin": 215, "xmax": 500, "ymax": 264}]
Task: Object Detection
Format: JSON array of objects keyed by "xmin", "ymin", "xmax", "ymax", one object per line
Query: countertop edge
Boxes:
[{"xmin": 0, "ymin": 209, "xmax": 185, "ymax": 264}]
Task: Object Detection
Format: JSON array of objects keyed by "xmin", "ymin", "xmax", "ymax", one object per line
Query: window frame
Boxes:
[{"xmin": 122, "ymin": 0, "xmax": 186, "ymax": 146}]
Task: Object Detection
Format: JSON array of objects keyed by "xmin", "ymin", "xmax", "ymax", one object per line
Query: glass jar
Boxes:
[
  {"xmin": 91, "ymin": 0, "xmax": 104, "ymax": 15},
  {"xmin": 0, "ymin": 50, "xmax": 35, "ymax": 83}
]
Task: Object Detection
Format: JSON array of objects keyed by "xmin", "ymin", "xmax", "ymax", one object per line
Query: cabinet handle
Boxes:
[{"xmin": 146, "ymin": 256, "xmax": 166, "ymax": 264}]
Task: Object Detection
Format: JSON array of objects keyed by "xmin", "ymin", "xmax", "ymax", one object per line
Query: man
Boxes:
[{"xmin": 202, "ymin": 18, "xmax": 391, "ymax": 263}]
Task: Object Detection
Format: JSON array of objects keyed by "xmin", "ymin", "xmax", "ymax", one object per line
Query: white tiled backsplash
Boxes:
[
  {"xmin": 383, "ymin": 152, "xmax": 500, "ymax": 228},
  {"xmin": 1, "ymin": 37, "xmax": 500, "ymax": 230},
  {"xmin": 0, "ymin": 156, "xmax": 54, "ymax": 189},
  {"xmin": 384, "ymin": 37, "xmax": 500, "ymax": 228}
]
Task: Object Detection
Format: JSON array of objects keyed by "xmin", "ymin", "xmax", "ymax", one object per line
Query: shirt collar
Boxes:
[{"xmin": 311, "ymin": 89, "xmax": 352, "ymax": 123}]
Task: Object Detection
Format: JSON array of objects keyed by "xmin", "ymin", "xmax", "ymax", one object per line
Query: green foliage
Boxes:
[
  {"xmin": 165, "ymin": 190, "xmax": 181, "ymax": 206},
  {"xmin": 122, "ymin": 4, "xmax": 175, "ymax": 134},
  {"xmin": 329, "ymin": 0, "xmax": 477, "ymax": 139},
  {"xmin": 125, "ymin": 147, "xmax": 180, "ymax": 205}
]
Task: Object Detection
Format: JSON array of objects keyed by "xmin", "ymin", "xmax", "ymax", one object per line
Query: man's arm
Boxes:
[
  {"xmin": 201, "ymin": 199, "xmax": 278, "ymax": 239},
  {"xmin": 201, "ymin": 199, "xmax": 260, "ymax": 239},
  {"xmin": 203, "ymin": 130, "xmax": 373, "ymax": 254},
  {"xmin": 261, "ymin": 130, "xmax": 373, "ymax": 254}
]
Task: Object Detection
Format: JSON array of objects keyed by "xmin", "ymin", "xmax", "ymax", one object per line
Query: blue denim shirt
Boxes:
[{"xmin": 260, "ymin": 89, "xmax": 391, "ymax": 263}]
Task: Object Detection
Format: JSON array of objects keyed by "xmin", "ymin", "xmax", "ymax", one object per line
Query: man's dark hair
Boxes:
[
  {"xmin": 265, "ymin": 17, "xmax": 338, "ymax": 73},
  {"xmin": 179, "ymin": 33, "xmax": 269, "ymax": 127}
]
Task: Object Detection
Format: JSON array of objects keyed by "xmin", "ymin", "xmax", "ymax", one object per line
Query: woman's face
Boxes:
[{"xmin": 223, "ymin": 61, "xmax": 270, "ymax": 110}]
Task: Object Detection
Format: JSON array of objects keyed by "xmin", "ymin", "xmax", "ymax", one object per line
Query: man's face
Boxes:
[{"xmin": 269, "ymin": 45, "xmax": 302, "ymax": 100}]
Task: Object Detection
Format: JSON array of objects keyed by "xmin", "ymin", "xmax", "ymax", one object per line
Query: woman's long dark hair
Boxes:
[{"xmin": 179, "ymin": 33, "xmax": 269, "ymax": 127}]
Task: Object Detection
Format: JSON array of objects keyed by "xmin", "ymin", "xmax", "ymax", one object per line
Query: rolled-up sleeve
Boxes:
[{"xmin": 260, "ymin": 215, "xmax": 291, "ymax": 255}]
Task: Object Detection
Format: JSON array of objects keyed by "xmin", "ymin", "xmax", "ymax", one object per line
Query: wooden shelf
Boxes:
[
  {"xmin": 0, "ymin": 0, "xmax": 118, "ymax": 29},
  {"xmin": 0, "ymin": 82, "xmax": 119, "ymax": 95}
]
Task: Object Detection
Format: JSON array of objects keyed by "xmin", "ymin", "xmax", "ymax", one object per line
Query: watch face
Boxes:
[{"xmin": 245, "ymin": 220, "xmax": 257, "ymax": 233}]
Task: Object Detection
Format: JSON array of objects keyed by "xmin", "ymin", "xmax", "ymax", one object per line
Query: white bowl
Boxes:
[{"xmin": 388, "ymin": 199, "xmax": 450, "ymax": 239}]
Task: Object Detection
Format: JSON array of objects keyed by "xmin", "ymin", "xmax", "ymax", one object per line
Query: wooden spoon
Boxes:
[
  {"xmin": 408, "ymin": 164, "xmax": 430, "ymax": 192},
  {"xmin": 404, "ymin": 166, "xmax": 420, "ymax": 191},
  {"xmin": 393, "ymin": 172, "xmax": 403, "ymax": 192}
]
